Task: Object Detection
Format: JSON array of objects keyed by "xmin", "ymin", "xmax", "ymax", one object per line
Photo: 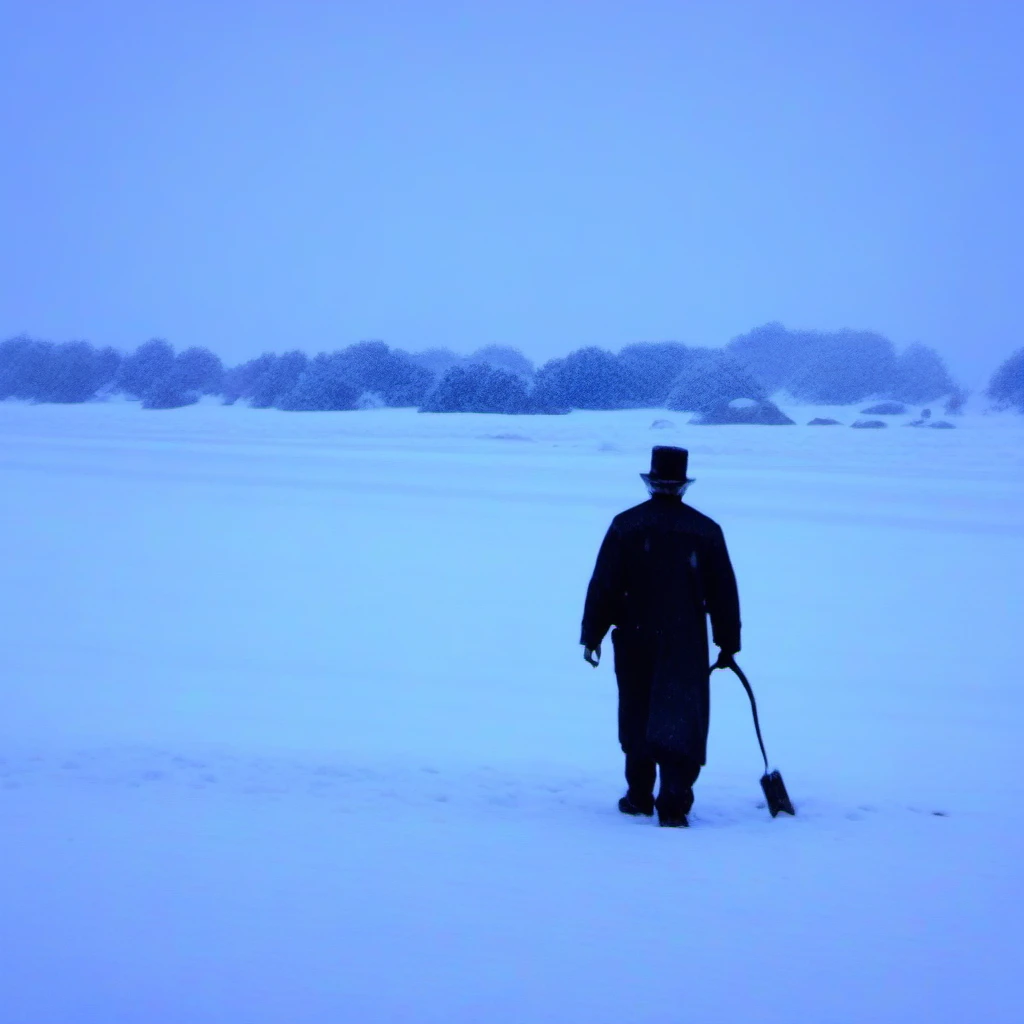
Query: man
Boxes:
[{"xmin": 581, "ymin": 446, "xmax": 741, "ymax": 828}]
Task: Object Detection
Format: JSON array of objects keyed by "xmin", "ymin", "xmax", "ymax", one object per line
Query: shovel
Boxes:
[{"xmin": 713, "ymin": 660, "xmax": 796, "ymax": 817}]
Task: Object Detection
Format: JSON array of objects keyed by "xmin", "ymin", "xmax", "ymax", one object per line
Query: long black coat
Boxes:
[{"xmin": 581, "ymin": 494, "xmax": 741, "ymax": 764}]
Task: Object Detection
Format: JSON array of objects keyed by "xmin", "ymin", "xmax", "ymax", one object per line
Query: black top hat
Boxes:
[{"xmin": 644, "ymin": 445, "xmax": 691, "ymax": 484}]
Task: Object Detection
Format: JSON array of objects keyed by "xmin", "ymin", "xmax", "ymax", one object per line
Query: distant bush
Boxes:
[
  {"xmin": 42, "ymin": 342, "xmax": 121, "ymax": 403},
  {"xmin": 728, "ymin": 324, "xmax": 957, "ymax": 407},
  {"xmin": 889, "ymin": 344, "xmax": 955, "ymax": 404},
  {"xmin": 222, "ymin": 353, "xmax": 274, "ymax": 405},
  {"xmin": 532, "ymin": 347, "xmax": 631, "ymax": 410},
  {"xmin": 617, "ymin": 342, "xmax": 691, "ymax": 407},
  {"xmin": 406, "ymin": 348, "xmax": 465, "ymax": 380},
  {"xmin": 250, "ymin": 351, "xmax": 309, "ymax": 408},
  {"xmin": 0, "ymin": 336, "xmax": 50, "ymax": 399},
  {"xmin": 142, "ymin": 372, "xmax": 200, "ymax": 410},
  {"xmin": 175, "ymin": 347, "xmax": 224, "ymax": 395},
  {"xmin": 467, "ymin": 346, "xmax": 535, "ymax": 381},
  {"xmin": 117, "ymin": 339, "xmax": 176, "ymax": 399},
  {"xmin": 337, "ymin": 341, "xmax": 432, "ymax": 407},
  {"xmin": 0, "ymin": 336, "xmax": 121, "ymax": 403},
  {"xmin": 665, "ymin": 349, "xmax": 763, "ymax": 412},
  {"xmin": 94, "ymin": 347, "xmax": 122, "ymax": 394},
  {"xmin": 529, "ymin": 358, "xmax": 568, "ymax": 410},
  {"xmin": 944, "ymin": 387, "xmax": 969, "ymax": 416},
  {"xmin": 726, "ymin": 323, "xmax": 818, "ymax": 394},
  {"xmin": 225, "ymin": 343, "xmax": 455, "ymax": 410},
  {"xmin": 277, "ymin": 354, "xmax": 359, "ymax": 411},
  {"xmin": 421, "ymin": 363, "xmax": 531, "ymax": 414},
  {"xmin": 787, "ymin": 331, "xmax": 897, "ymax": 404},
  {"xmin": 987, "ymin": 349, "xmax": 1024, "ymax": 412}
]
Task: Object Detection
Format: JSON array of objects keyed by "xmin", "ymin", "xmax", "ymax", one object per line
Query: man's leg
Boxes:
[
  {"xmin": 655, "ymin": 757, "xmax": 702, "ymax": 826},
  {"xmin": 614, "ymin": 629, "xmax": 656, "ymax": 817},
  {"xmin": 620, "ymin": 754, "xmax": 656, "ymax": 815},
  {"xmin": 626, "ymin": 754, "xmax": 657, "ymax": 798}
]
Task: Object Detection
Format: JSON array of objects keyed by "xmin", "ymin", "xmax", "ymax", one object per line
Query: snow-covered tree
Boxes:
[
  {"xmin": 39, "ymin": 342, "xmax": 114, "ymax": 402},
  {"xmin": 421, "ymin": 363, "xmax": 531, "ymax": 414},
  {"xmin": 141, "ymin": 371, "xmax": 200, "ymax": 409},
  {"xmin": 889, "ymin": 344, "xmax": 956, "ymax": 404},
  {"xmin": 277, "ymin": 354, "xmax": 359, "ymax": 411},
  {"xmin": 336, "ymin": 341, "xmax": 432, "ymax": 407},
  {"xmin": 467, "ymin": 346, "xmax": 535, "ymax": 381},
  {"xmin": 665, "ymin": 349, "xmax": 763, "ymax": 412},
  {"xmin": 986, "ymin": 349, "xmax": 1024, "ymax": 412},
  {"xmin": 406, "ymin": 348, "xmax": 465, "ymax": 380},
  {"xmin": 532, "ymin": 347, "xmax": 631, "ymax": 410},
  {"xmin": 0, "ymin": 337, "xmax": 121, "ymax": 403},
  {"xmin": 787, "ymin": 330, "xmax": 897, "ymax": 404},
  {"xmin": 0, "ymin": 336, "xmax": 54, "ymax": 399},
  {"xmin": 221, "ymin": 354, "xmax": 271, "ymax": 405},
  {"xmin": 250, "ymin": 351, "xmax": 309, "ymax": 408},
  {"xmin": 617, "ymin": 342, "xmax": 690, "ymax": 407},
  {"xmin": 726, "ymin": 322, "xmax": 818, "ymax": 394},
  {"xmin": 117, "ymin": 339, "xmax": 176, "ymax": 399},
  {"xmin": 175, "ymin": 347, "xmax": 224, "ymax": 395}
]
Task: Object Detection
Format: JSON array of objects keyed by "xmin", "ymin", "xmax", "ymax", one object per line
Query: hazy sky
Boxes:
[{"xmin": 2, "ymin": 1, "xmax": 1021, "ymax": 386}]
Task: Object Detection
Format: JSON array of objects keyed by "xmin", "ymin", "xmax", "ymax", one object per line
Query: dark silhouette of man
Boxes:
[{"xmin": 581, "ymin": 446, "xmax": 741, "ymax": 827}]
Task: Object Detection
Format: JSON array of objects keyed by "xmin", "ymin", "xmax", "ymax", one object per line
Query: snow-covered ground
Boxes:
[{"xmin": 2, "ymin": 399, "xmax": 1022, "ymax": 1024}]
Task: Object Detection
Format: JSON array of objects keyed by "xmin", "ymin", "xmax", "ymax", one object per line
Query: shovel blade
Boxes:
[{"xmin": 761, "ymin": 770, "xmax": 795, "ymax": 817}]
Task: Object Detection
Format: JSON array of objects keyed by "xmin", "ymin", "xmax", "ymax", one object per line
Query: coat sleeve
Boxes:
[
  {"xmin": 580, "ymin": 521, "xmax": 625, "ymax": 649},
  {"xmin": 702, "ymin": 525, "xmax": 741, "ymax": 654}
]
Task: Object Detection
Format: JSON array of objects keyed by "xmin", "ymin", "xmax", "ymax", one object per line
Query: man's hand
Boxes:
[
  {"xmin": 584, "ymin": 644, "xmax": 602, "ymax": 668},
  {"xmin": 713, "ymin": 649, "xmax": 737, "ymax": 671}
]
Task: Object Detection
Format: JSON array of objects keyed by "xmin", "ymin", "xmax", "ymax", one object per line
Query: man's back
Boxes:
[{"xmin": 581, "ymin": 494, "xmax": 740, "ymax": 654}]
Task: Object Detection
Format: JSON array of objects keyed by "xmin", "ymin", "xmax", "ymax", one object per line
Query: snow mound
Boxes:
[
  {"xmin": 861, "ymin": 402, "xmax": 907, "ymax": 415},
  {"xmin": 692, "ymin": 397, "xmax": 794, "ymax": 425}
]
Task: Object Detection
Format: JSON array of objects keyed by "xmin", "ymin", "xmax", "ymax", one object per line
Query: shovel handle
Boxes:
[{"xmin": 711, "ymin": 660, "xmax": 771, "ymax": 775}]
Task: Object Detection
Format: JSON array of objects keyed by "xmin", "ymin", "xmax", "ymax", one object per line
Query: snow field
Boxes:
[{"xmin": 1, "ymin": 400, "xmax": 1022, "ymax": 1023}]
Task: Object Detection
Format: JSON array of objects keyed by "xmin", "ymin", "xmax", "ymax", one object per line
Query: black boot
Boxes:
[
  {"xmin": 656, "ymin": 808, "xmax": 689, "ymax": 828},
  {"xmin": 622, "ymin": 755, "xmax": 656, "ymax": 817},
  {"xmin": 656, "ymin": 789, "xmax": 692, "ymax": 827},
  {"xmin": 618, "ymin": 792, "xmax": 655, "ymax": 817},
  {"xmin": 655, "ymin": 757, "xmax": 699, "ymax": 828}
]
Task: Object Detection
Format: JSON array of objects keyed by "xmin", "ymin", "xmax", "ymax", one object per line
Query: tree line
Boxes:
[{"xmin": 1, "ymin": 327, "xmax": 1021, "ymax": 415}]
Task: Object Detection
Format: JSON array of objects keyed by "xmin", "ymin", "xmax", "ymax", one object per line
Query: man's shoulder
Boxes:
[
  {"xmin": 611, "ymin": 500, "xmax": 653, "ymax": 525},
  {"xmin": 612, "ymin": 500, "xmax": 723, "ymax": 538},
  {"xmin": 680, "ymin": 504, "xmax": 724, "ymax": 536},
  {"xmin": 610, "ymin": 500, "xmax": 660, "ymax": 531}
]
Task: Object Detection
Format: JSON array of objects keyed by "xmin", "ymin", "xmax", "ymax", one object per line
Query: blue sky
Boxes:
[{"xmin": 1, "ymin": 0, "xmax": 1021, "ymax": 385}]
